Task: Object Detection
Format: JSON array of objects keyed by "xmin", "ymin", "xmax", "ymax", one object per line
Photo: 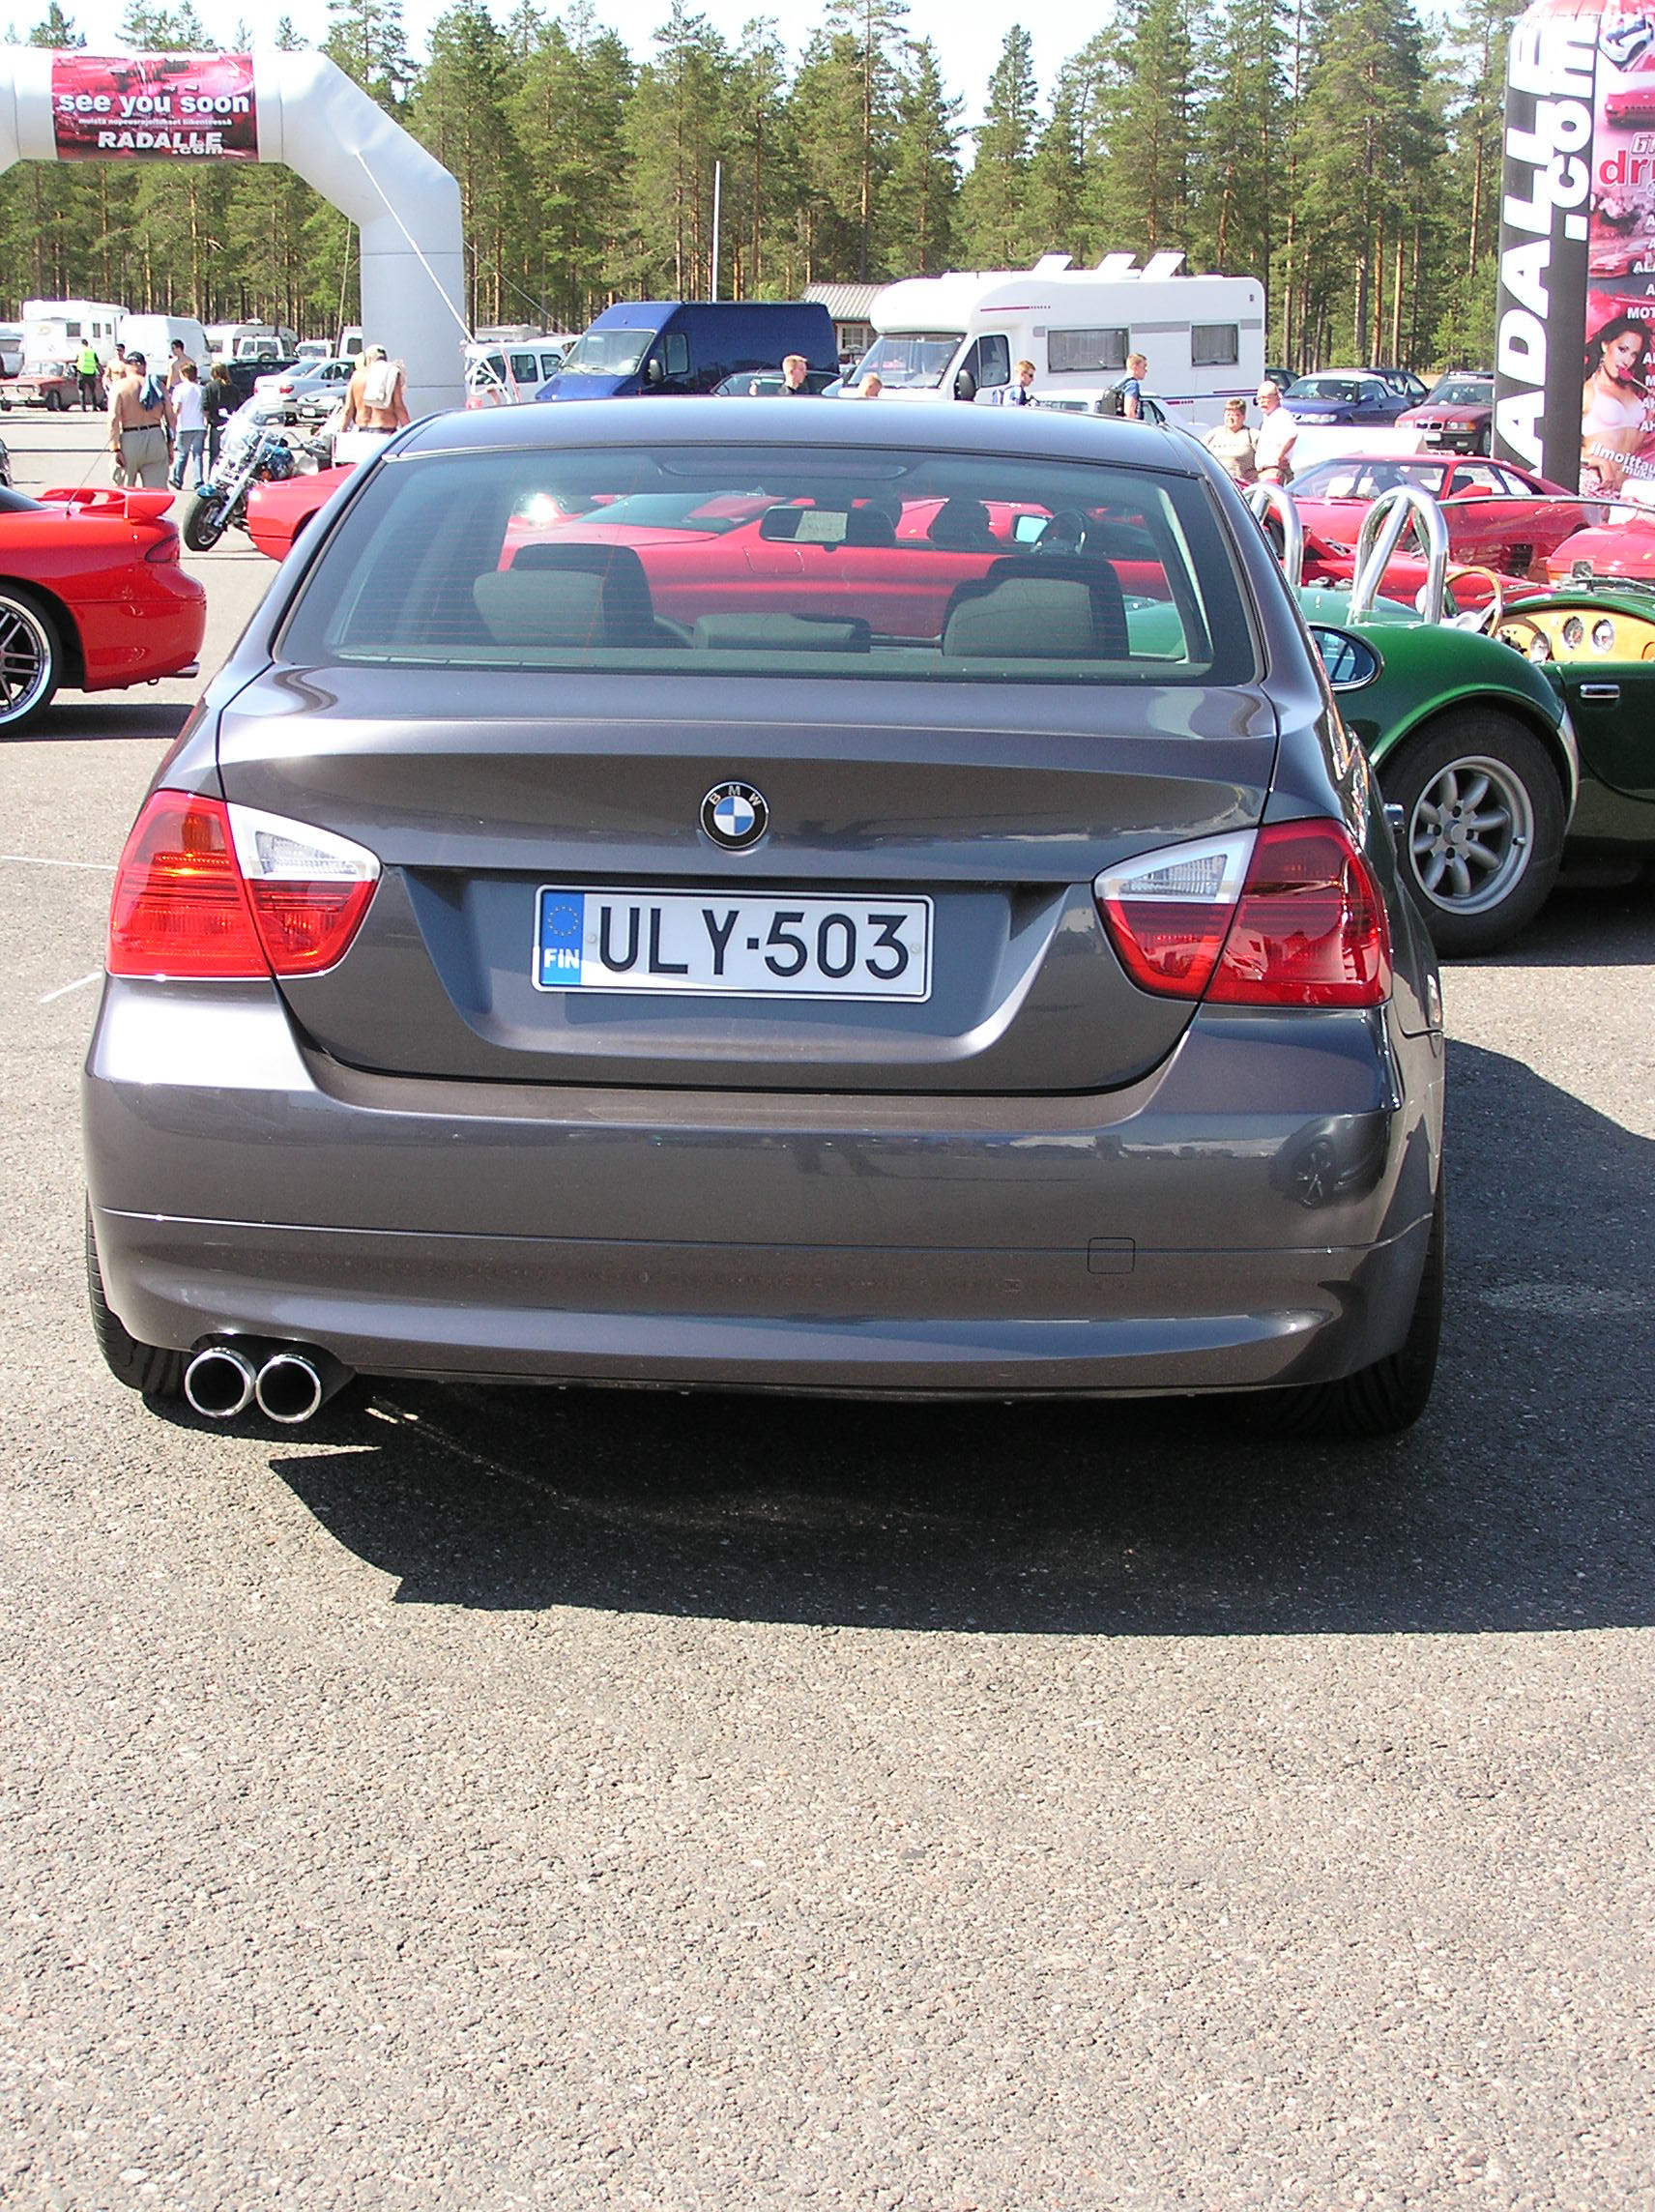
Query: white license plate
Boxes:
[{"xmin": 535, "ymin": 887, "xmax": 933, "ymax": 1001}]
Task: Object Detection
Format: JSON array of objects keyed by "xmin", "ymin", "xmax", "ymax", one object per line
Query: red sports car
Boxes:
[
  {"xmin": 1544, "ymin": 504, "xmax": 1655, "ymax": 583},
  {"xmin": 247, "ymin": 465, "xmax": 354, "ymax": 561},
  {"xmin": 0, "ymin": 482, "xmax": 206, "ymax": 731},
  {"xmin": 1292, "ymin": 453, "xmax": 1590, "ymax": 596}
]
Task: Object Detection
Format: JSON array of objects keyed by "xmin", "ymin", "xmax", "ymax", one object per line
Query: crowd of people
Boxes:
[
  {"xmin": 99, "ymin": 337, "xmax": 409, "ymax": 493},
  {"xmin": 103, "ymin": 339, "xmax": 234, "ymax": 492}
]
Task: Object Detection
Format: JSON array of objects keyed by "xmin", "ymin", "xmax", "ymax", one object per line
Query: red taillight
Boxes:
[
  {"xmin": 1095, "ymin": 820, "xmax": 1391, "ymax": 1008},
  {"xmin": 107, "ymin": 790, "xmax": 378, "ymax": 979},
  {"xmin": 142, "ymin": 529, "xmax": 181, "ymax": 564},
  {"xmin": 244, "ymin": 877, "xmax": 377, "ymax": 972},
  {"xmin": 108, "ymin": 791, "xmax": 265, "ymax": 977},
  {"xmin": 1208, "ymin": 822, "xmax": 1391, "ymax": 1006}
]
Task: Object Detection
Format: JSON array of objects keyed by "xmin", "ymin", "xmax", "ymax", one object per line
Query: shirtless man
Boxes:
[
  {"xmin": 340, "ymin": 344, "xmax": 410, "ymax": 433},
  {"xmin": 107, "ymin": 351, "xmax": 174, "ymax": 487}
]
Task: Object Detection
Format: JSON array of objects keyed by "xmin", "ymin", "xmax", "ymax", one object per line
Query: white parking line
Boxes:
[
  {"xmin": 1, "ymin": 853, "xmax": 116, "ymax": 871},
  {"xmin": 40, "ymin": 970, "xmax": 102, "ymax": 1004}
]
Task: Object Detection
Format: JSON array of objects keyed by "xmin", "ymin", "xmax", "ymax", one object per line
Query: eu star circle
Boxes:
[{"xmin": 700, "ymin": 779, "xmax": 769, "ymax": 850}]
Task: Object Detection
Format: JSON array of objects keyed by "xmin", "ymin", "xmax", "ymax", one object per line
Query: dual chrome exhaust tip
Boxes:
[{"xmin": 183, "ymin": 1341, "xmax": 349, "ymax": 1425}]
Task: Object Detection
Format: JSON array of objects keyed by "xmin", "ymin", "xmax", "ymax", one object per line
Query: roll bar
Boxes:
[
  {"xmin": 1350, "ymin": 483, "xmax": 1450, "ymax": 624},
  {"xmin": 1243, "ymin": 480, "xmax": 1303, "ymax": 589}
]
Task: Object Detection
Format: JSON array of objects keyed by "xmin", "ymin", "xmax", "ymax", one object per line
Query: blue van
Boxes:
[{"xmin": 535, "ymin": 301, "xmax": 838, "ymax": 400}]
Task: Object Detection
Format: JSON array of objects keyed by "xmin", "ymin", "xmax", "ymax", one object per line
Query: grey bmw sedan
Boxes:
[{"xmin": 83, "ymin": 400, "xmax": 1444, "ymax": 1435}]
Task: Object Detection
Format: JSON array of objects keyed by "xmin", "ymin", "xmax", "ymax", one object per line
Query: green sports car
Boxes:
[{"xmin": 1263, "ymin": 483, "xmax": 1651, "ymax": 954}]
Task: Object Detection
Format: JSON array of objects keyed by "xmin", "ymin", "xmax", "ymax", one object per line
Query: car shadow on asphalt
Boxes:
[
  {"xmin": 259, "ymin": 1036, "xmax": 1653, "ymax": 1638},
  {"xmin": 20, "ymin": 703, "xmax": 191, "ymax": 743},
  {"xmin": 1477, "ymin": 878, "xmax": 1655, "ymax": 966}
]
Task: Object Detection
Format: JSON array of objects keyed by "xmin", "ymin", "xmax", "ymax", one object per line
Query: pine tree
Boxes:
[
  {"xmin": 789, "ymin": 28, "xmax": 868, "ymax": 280},
  {"xmin": 622, "ymin": 2, "xmax": 728, "ymax": 297},
  {"xmin": 886, "ymin": 38, "xmax": 961, "ymax": 276},
  {"xmin": 1195, "ymin": 0, "xmax": 1284, "ymax": 280},
  {"xmin": 412, "ymin": 0, "xmax": 522, "ymax": 329},
  {"xmin": 1086, "ymin": 0, "xmax": 1198, "ymax": 255},
  {"xmin": 824, "ymin": 0, "xmax": 910, "ymax": 280},
  {"xmin": 1296, "ymin": 0, "xmax": 1438, "ymax": 362},
  {"xmin": 325, "ymin": 0, "xmax": 413, "ymax": 110},
  {"xmin": 960, "ymin": 26, "xmax": 1040, "ymax": 267}
]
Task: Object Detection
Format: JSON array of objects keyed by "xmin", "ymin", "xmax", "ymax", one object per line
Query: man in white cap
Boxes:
[{"xmin": 336, "ymin": 343, "xmax": 410, "ymax": 462}]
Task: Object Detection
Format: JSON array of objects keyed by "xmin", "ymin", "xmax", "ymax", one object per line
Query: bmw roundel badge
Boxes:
[{"xmin": 701, "ymin": 779, "xmax": 769, "ymax": 850}]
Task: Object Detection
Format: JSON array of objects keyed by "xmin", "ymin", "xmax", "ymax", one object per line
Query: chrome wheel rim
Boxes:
[
  {"xmin": 1408, "ymin": 753, "xmax": 1533, "ymax": 917},
  {"xmin": 0, "ymin": 597, "xmax": 53, "ymax": 725}
]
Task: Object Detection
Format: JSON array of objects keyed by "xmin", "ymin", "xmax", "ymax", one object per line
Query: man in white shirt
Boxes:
[
  {"xmin": 1254, "ymin": 381, "xmax": 1298, "ymax": 484},
  {"xmin": 168, "ymin": 360, "xmax": 208, "ymax": 490}
]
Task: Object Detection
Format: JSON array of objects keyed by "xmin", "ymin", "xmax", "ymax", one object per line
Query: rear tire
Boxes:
[
  {"xmin": 1244, "ymin": 1178, "xmax": 1445, "ymax": 1440},
  {"xmin": 0, "ymin": 587, "xmax": 61, "ymax": 731},
  {"xmin": 1380, "ymin": 711, "xmax": 1565, "ymax": 956},
  {"xmin": 181, "ymin": 489, "xmax": 228, "ymax": 552},
  {"xmin": 86, "ymin": 1202, "xmax": 182, "ymax": 1399}
]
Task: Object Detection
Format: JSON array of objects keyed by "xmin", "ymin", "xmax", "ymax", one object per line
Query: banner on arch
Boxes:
[{"xmin": 51, "ymin": 52, "xmax": 258, "ymax": 161}]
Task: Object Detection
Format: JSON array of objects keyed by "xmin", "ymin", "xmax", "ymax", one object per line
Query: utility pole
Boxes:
[{"xmin": 711, "ymin": 160, "xmax": 722, "ymax": 301}]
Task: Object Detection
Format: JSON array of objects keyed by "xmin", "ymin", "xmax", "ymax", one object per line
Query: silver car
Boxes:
[{"xmin": 84, "ymin": 401, "xmax": 1445, "ymax": 1436}]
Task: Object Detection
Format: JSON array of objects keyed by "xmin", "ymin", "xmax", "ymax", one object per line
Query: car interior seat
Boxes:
[
  {"xmin": 479, "ymin": 542, "xmax": 659, "ymax": 648},
  {"xmin": 925, "ymin": 498, "xmax": 1000, "ymax": 550},
  {"xmin": 941, "ymin": 556, "xmax": 1129, "ymax": 659}
]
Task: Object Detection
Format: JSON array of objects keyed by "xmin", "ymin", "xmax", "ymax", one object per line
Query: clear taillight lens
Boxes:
[
  {"xmin": 107, "ymin": 791, "xmax": 379, "ymax": 979},
  {"xmin": 1095, "ymin": 820, "xmax": 1391, "ymax": 1008},
  {"xmin": 1093, "ymin": 831, "xmax": 1254, "ymax": 998}
]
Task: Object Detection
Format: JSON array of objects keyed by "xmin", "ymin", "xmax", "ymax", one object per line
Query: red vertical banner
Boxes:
[{"xmin": 51, "ymin": 53, "xmax": 258, "ymax": 161}]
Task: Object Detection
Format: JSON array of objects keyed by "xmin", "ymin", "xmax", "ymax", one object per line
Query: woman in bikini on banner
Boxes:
[{"xmin": 1581, "ymin": 310, "xmax": 1655, "ymax": 495}]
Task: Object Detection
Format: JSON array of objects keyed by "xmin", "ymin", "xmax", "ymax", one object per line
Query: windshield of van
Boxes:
[
  {"xmin": 558, "ymin": 328, "xmax": 654, "ymax": 377},
  {"xmin": 852, "ymin": 333, "xmax": 962, "ymax": 390},
  {"xmin": 279, "ymin": 443, "xmax": 1258, "ymax": 687}
]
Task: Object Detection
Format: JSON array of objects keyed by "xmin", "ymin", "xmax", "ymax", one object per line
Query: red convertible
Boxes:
[
  {"xmin": 0, "ymin": 483, "xmax": 206, "ymax": 731},
  {"xmin": 1292, "ymin": 452, "xmax": 1588, "ymax": 585}
]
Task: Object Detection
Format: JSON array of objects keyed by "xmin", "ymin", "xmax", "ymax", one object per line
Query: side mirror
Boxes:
[
  {"xmin": 645, "ymin": 358, "xmax": 663, "ymax": 385},
  {"xmin": 953, "ymin": 368, "xmax": 976, "ymax": 403}
]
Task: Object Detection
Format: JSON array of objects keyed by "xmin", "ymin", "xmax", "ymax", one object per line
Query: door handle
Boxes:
[{"xmin": 1579, "ymin": 683, "xmax": 1620, "ymax": 700}]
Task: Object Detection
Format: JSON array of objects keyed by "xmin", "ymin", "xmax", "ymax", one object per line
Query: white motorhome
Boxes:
[
  {"xmin": 21, "ymin": 297, "xmax": 125, "ymax": 369},
  {"xmin": 851, "ymin": 252, "xmax": 1264, "ymax": 430}
]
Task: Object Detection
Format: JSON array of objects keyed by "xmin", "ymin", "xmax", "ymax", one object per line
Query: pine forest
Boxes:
[{"xmin": 0, "ymin": 0, "xmax": 1523, "ymax": 373}]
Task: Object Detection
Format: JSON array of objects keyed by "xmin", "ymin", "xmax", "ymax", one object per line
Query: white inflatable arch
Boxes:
[{"xmin": 0, "ymin": 47, "xmax": 465, "ymax": 415}]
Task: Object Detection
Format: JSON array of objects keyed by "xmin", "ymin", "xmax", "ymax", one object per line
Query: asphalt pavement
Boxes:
[{"xmin": 2, "ymin": 411, "xmax": 1652, "ymax": 2211}]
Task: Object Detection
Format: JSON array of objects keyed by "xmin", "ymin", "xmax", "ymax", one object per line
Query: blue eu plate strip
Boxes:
[{"xmin": 538, "ymin": 889, "xmax": 586, "ymax": 986}]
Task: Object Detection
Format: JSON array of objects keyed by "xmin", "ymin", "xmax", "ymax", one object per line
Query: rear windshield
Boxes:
[{"xmin": 278, "ymin": 443, "xmax": 1259, "ymax": 686}]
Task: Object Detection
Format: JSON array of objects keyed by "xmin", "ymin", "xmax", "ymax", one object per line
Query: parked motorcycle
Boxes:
[{"xmin": 179, "ymin": 413, "xmax": 312, "ymax": 552}]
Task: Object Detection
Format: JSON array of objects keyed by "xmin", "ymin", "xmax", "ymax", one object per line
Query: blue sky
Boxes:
[{"xmin": 49, "ymin": 0, "xmax": 1063, "ymax": 133}]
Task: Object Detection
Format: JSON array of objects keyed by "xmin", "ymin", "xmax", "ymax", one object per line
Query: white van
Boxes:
[
  {"xmin": 117, "ymin": 313, "xmax": 209, "ymax": 371},
  {"xmin": 232, "ymin": 324, "xmax": 298, "ymax": 360},
  {"xmin": 22, "ymin": 297, "xmax": 126, "ymax": 369},
  {"xmin": 0, "ymin": 323, "xmax": 21, "ymax": 377},
  {"xmin": 852, "ymin": 252, "xmax": 1264, "ymax": 432},
  {"xmin": 463, "ymin": 337, "xmax": 569, "ymax": 405}
]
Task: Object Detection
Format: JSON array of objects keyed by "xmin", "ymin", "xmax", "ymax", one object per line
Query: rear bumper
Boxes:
[
  {"xmin": 84, "ymin": 979, "xmax": 1444, "ymax": 1397},
  {"xmin": 75, "ymin": 566, "xmax": 208, "ymax": 688}
]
